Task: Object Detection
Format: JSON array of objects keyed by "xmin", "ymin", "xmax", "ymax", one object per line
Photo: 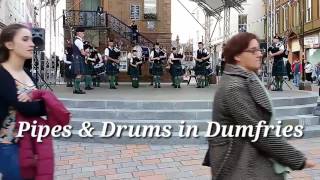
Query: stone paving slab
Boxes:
[{"xmin": 54, "ymin": 137, "xmax": 320, "ymax": 180}]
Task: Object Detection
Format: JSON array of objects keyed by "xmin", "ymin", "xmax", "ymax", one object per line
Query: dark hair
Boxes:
[
  {"xmin": 0, "ymin": 24, "xmax": 29, "ymax": 62},
  {"xmin": 198, "ymin": 42, "xmax": 203, "ymax": 45},
  {"xmin": 223, "ymin": 32, "xmax": 259, "ymax": 64},
  {"xmin": 172, "ymin": 47, "xmax": 176, "ymax": 50}
]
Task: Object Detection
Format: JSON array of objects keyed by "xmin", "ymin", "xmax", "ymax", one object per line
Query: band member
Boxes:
[
  {"xmin": 71, "ymin": 27, "xmax": 88, "ymax": 94},
  {"xmin": 83, "ymin": 42, "xmax": 94, "ymax": 90},
  {"xmin": 105, "ymin": 40, "xmax": 120, "ymax": 89},
  {"xmin": 168, "ymin": 47, "xmax": 184, "ymax": 88},
  {"xmin": 194, "ymin": 42, "xmax": 210, "ymax": 88},
  {"xmin": 114, "ymin": 45, "xmax": 121, "ymax": 86},
  {"xmin": 150, "ymin": 43, "xmax": 166, "ymax": 88},
  {"xmin": 91, "ymin": 47, "xmax": 103, "ymax": 87},
  {"xmin": 268, "ymin": 35, "xmax": 286, "ymax": 91},
  {"xmin": 63, "ymin": 45, "xmax": 73, "ymax": 87},
  {"xmin": 129, "ymin": 50, "xmax": 142, "ymax": 88}
]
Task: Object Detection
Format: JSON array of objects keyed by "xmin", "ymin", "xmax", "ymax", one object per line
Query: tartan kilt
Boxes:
[
  {"xmin": 148, "ymin": 62, "xmax": 153, "ymax": 75},
  {"xmin": 64, "ymin": 64, "xmax": 73, "ymax": 78},
  {"xmin": 194, "ymin": 63, "xmax": 206, "ymax": 76},
  {"xmin": 272, "ymin": 59, "xmax": 286, "ymax": 76},
  {"xmin": 129, "ymin": 66, "xmax": 140, "ymax": 78},
  {"xmin": 106, "ymin": 62, "xmax": 118, "ymax": 75},
  {"xmin": 71, "ymin": 55, "xmax": 86, "ymax": 75},
  {"xmin": 205, "ymin": 67, "xmax": 213, "ymax": 76},
  {"xmin": 172, "ymin": 64, "xmax": 183, "ymax": 76},
  {"xmin": 85, "ymin": 63, "xmax": 95, "ymax": 75},
  {"xmin": 152, "ymin": 63, "xmax": 163, "ymax": 76}
]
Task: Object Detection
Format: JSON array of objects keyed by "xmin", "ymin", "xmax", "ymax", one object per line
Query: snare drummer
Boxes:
[
  {"xmin": 83, "ymin": 42, "xmax": 95, "ymax": 90},
  {"xmin": 91, "ymin": 47, "xmax": 103, "ymax": 87},
  {"xmin": 129, "ymin": 49, "xmax": 142, "ymax": 88}
]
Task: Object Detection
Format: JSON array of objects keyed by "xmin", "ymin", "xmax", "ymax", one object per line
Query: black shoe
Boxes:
[
  {"xmin": 158, "ymin": 84, "xmax": 161, "ymax": 88},
  {"xmin": 150, "ymin": 83, "xmax": 154, "ymax": 86},
  {"xmin": 196, "ymin": 86, "xmax": 201, "ymax": 88},
  {"xmin": 73, "ymin": 90, "xmax": 86, "ymax": 94},
  {"xmin": 66, "ymin": 84, "xmax": 73, "ymax": 87},
  {"xmin": 178, "ymin": 85, "xmax": 181, "ymax": 88},
  {"xmin": 85, "ymin": 87, "xmax": 94, "ymax": 90},
  {"xmin": 115, "ymin": 82, "xmax": 119, "ymax": 85}
]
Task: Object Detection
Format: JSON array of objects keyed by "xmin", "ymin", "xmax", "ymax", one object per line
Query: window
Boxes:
[
  {"xmin": 283, "ymin": 5, "xmax": 288, "ymax": 31},
  {"xmin": 130, "ymin": 5, "xmax": 140, "ymax": 20},
  {"xmin": 294, "ymin": 2, "xmax": 299, "ymax": 26},
  {"xmin": 276, "ymin": 9, "xmax": 280, "ymax": 34},
  {"xmin": 306, "ymin": 0, "xmax": 312, "ymax": 22},
  {"xmin": 144, "ymin": 0, "xmax": 157, "ymax": 19},
  {"xmin": 238, "ymin": 14, "xmax": 247, "ymax": 32}
]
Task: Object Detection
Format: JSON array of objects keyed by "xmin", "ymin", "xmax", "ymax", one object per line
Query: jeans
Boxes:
[
  {"xmin": 294, "ymin": 73, "xmax": 300, "ymax": 87},
  {"xmin": 0, "ymin": 143, "xmax": 22, "ymax": 180}
]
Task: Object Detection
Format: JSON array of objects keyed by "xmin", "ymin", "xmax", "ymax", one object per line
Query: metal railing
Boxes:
[{"xmin": 63, "ymin": 10, "xmax": 154, "ymax": 47}]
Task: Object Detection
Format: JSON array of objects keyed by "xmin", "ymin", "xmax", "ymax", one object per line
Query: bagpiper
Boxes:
[
  {"xmin": 150, "ymin": 43, "xmax": 166, "ymax": 88},
  {"xmin": 128, "ymin": 49, "xmax": 142, "ymax": 88},
  {"xmin": 168, "ymin": 47, "xmax": 184, "ymax": 88},
  {"xmin": 105, "ymin": 40, "xmax": 120, "ymax": 89},
  {"xmin": 194, "ymin": 42, "xmax": 210, "ymax": 88},
  {"xmin": 71, "ymin": 27, "xmax": 88, "ymax": 94}
]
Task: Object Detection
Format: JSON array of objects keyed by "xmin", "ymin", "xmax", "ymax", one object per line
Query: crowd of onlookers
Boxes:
[{"xmin": 285, "ymin": 60, "xmax": 320, "ymax": 87}]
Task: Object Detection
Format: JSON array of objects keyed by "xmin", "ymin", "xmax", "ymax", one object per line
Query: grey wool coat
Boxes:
[{"xmin": 203, "ymin": 64, "xmax": 306, "ymax": 180}]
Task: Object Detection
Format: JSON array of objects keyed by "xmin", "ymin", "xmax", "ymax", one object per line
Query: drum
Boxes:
[{"xmin": 94, "ymin": 63, "xmax": 106, "ymax": 75}]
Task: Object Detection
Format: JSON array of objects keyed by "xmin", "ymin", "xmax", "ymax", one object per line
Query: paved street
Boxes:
[{"xmin": 54, "ymin": 137, "xmax": 320, "ymax": 180}]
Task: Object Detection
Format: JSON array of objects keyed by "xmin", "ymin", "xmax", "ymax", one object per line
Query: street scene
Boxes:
[{"xmin": 1, "ymin": 0, "xmax": 320, "ymax": 179}]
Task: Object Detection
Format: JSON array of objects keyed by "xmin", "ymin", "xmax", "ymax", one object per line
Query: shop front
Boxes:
[{"xmin": 304, "ymin": 33, "xmax": 320, "ymax": 65}]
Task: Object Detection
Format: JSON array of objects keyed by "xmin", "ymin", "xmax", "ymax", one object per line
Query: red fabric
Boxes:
[
  {"xmin": 16, "ymin": 90, "xmax": 70, "ymax": 180},
  {"xmin": 291, "ymin": 62, "xmax": 302, "ymax": 73}
]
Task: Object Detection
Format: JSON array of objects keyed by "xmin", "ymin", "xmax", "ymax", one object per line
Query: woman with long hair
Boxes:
[{"xmin": 0, "ymin": 24, "xmax": 47, "ymax": 179}]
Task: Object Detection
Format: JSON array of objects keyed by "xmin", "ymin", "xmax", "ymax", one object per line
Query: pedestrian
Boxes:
[
  {"xmin": 203, "ymin": 32, "xmax": 316, "ymax": 180},
  {"xmin": 305, "ymin": 61, "xmax": 313, "ymax": 83},
  {"xmin": 292, "ymin": 59, "xmax": 302, "ymax": 87}
]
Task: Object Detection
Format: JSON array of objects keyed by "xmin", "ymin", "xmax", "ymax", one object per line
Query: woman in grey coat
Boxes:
[{"xmin": 203, "ymin": 32, "xmax": 316, "ymax": 180}]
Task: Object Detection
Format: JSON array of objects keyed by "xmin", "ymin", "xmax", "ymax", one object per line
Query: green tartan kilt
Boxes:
[
  {"xmin": 152, "ymin": 63, "xmax": 163, "ymax": 76},
  {"xmin": 106, "ymin": 62, "xmax": 119, "ymax": 75},
  {"xmin": 172, "ymin": 64, "xmax": 183, "ymax": 76},
  {"xmin": 195, "ymin": 63, "xmax": 206, "ymax": 76},
  {"xmin": 71, "ymin": 55, "xmax": 86, "ymax": 75},
  {"xmin": 85, "ymin": 63, "xmax": 95, "ymax": 75},
  {"xmin": 129, "ymin": 66, "xmax": 140, "ymax": 78}
]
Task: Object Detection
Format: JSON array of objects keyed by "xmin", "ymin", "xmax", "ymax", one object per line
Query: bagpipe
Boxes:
[{"xmin": 268, "ymin": 37, "xmax": 289, "ymax": 59}]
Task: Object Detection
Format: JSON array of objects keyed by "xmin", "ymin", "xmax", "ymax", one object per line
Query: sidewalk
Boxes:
[{"xmin": 54, "ymin": 137, "xmax": 320, "ymax": 180}]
